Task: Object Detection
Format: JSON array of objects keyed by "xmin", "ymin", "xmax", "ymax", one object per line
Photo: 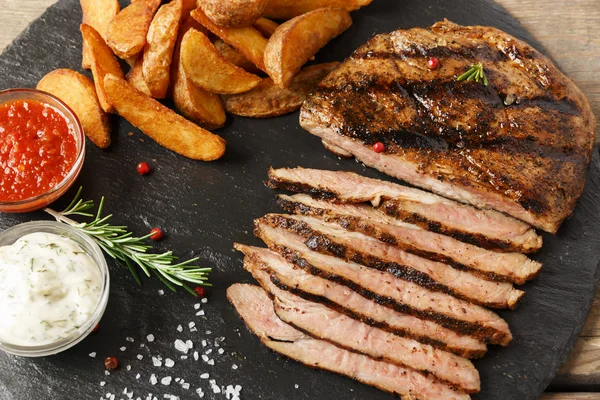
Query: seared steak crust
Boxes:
[{"xmin": 300, "ymin": 20, "xmax": 596, "ymax": 233}]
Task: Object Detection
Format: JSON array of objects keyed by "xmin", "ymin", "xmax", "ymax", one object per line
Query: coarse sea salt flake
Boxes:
[
  {"xmin": 186, "ymin": 340, "xmax": 193, "ymax": 349},
  {"xmin": 120, "ymin": 346, "xmax": 127, "ymax": 351},
  {"xmin": 174, "ymin": 339, "xmax": 188, "ymax": 354},
  {"xmin": 207, "ymin": 359, "xmax": 214, "ymax": 366},
  {"xmin": 100, "ymin": 382, "xmax": 106, "ymax": 387},
  {"xmin": 180, "ymin": 355, "xmax": 188, "ymax": 360},
  {"xmin": 152, "ymin": 357, "xmax": 162, "ymax": 367},
  {"xmin": 194, "ymin": 303, "xmax": 200, "ymax": 310},
  {"xmin": 193, "ymin": 351, "xmax": 199, "ymax": 361},
  {"xmin": 177, "ymin": 325, "xmax": 183, "ymax": 332},
  {"xmin": 201, "ymin": 298, "xmax": 208, "ymax": 304},
  {"xmin": 189, "ymin": 322, "xmax": 195, "ymax": 329},
  {"xmin": 205, "ymin": 349, "xmax": 212, "ymax": 355},
  {"xmin": 190, "ymin": 327, "xmax": 198, "ymax": 332},
  {"xmin": 126, "ymin": 337, "xmax": 134, "ymax": 342},
  {"xmin": 137, "ymin": 354, "xmax": 144, "ymax": 360},
  {"xmin": 196, "ymin": 310, "xmax": 205, "ymax": 316},
  {"xmin": 161, "ymin": 376, "xmax": 172, "ymax": 385},
  {"xmin": 218, "ymin": 348, "xmax": 224, "ymax": 355},
  {"xmin": 201, "ymin": 340, "xmax": 207, "ymax": 347},
  {"xmin": 89, "ymin": 352, "xmax": 96, "ymax": 358},
  {"xmin": 150, "ymin": 375, "xmax": 157, "ymax": 385},
  {"xmin": 201, "ymin": 355, "xmax": 209, "ymax": 362},
  {"xmin": 165, "ymin": 358, "xmax": 175, "ymax": 368},
  {"xmin": 126, "ymin": 365, "xmax": 131, "ymax": 371},
  {"xmin": 205, "ymin": 330, "xmax": 211, "ymax": 335},
  {"xmin": 158, "ymin": 290, "xmax": 164, "ymax": 295},
  {"xmin": 231, "ymin": 364, "xmax": 238, "ymax": 370},
  {"xmin": 200, "ymin": 373, "xmax": 209, "ymax": 379},
  {"xmin": 105, "ymin": 371, "xmax": 110, "ymax": 376},
  {"xmin": 147, "ymin": 334, "xmax": 155, "ymax": 342},
  {"xmin": 136, "ymin": 374, "xmax": 141, "ymax": 380},
  {"xmin": 182, "ymin": 383, "xmax": 190, "ymax": 390},
  {"xmin": 294, "ymin": 384, "xmax": 299, "ymax": 389}
]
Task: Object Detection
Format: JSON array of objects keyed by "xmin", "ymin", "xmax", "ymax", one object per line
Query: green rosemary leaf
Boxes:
[{"xmin": 457, "ymin": 62, "xmax": 488, "ymax": 86}]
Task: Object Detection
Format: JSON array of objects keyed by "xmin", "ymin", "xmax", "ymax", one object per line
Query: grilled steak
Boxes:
[
  {"xmin": 261, "ymin": 213, "xmax": 523, "ymax": 309},
  {"xmin": 227, "ymin": 283, "xmax": 471, "ymax": 400},
  {"xmin": 236, "ymin": 244, "xmax": 487, "ymax": 358},
  {"xmin": 277, "ymin": 193, "xmax": 541, "ymax": 284},
  {"xmin": 253, "ymin": 221, "xmax": 512, "ymax": 345},
  {"xmin": 249, "ymin": 264, "xmax": 481, "ymax": 392},
  {"xmin": 267, "ymin": 167, "xmax": 541, "ymax": 252},
  {"xmin": 300, "ymin": 20, "xmax": 596, "ymax": 233}
]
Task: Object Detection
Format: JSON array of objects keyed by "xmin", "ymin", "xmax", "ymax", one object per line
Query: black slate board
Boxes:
[{"xmin": 1, "ymin": 1, "xmax": 599, "ymax": 399}]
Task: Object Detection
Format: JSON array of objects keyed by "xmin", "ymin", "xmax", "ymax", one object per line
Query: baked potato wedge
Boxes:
[
  {"xmin": 264, "ymin": 0, "xmax": 372, "ymax": 19},
  {"xmin": 253, "ymin": 17, "xmax": 279, "ymax": 38},
  {"xmin": 80, "ymin": 0, "xmax": 120, "ymax": 69},
  {"xmin": 180, "ymin": 28, "xmax": 261, "ymax": 94},
  {"xmin": 171, "ymin": 17, "xmax": 227, "ymax": 130},
  {"xmin": 181, "ymin": 0, "xmax": 198, "ymax": 22},
  {"xmin": 264, "ymin": 8, "xmax": 351, "ymax": 88},
  {"xmin": 103, "ymin": 74, "xmax": 226, "ymax": 161},
  {"xmin": 80, "ymin": 24, "xmax": 125, "ymax": 113},
  {"xmin": 222, "ymin": 62, "xmax": 338, "ymax": 118},
  {"xmin": 37, "ymin": 69, "xmax": 111, "ymax": 149},
  {"xmin": 191, "ymin": 8, "xmax": 268, "ymax": 72},
  {"xmin": 142, "ymin": 0, "xmax": 182, "ymax": 99},
  {"xmin": 213, "ymin": 39, "xmax": 261, "ymax": 75},
  {"xmin": 198, "ymin": 0, "xmax": 267, "ymax": 28},
  {"xmin": 105, "ymin": 0, "xmax": 161, "ymax": 60}
]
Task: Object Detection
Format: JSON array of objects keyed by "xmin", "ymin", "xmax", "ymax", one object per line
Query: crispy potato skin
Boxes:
[
  {"xmin": 264, "ymin": 8, "xmax": 351, "ymax": 88},
  {"xmin": 222, "ymin": 62, "xmax": 338, "ymax": 118},
  {"xmin": 253, "ymin": 17, "xmax": 279, "ymax": 38},
  {"xmin": 264, "ymin": 0, "xmax": 372, "ymax": 19},
  {"xmin": 80, "ymin": 24, "xmax": 125, "ymax": 113},
  {"xmin": 180, "ymin": 28, "xmax": 261, "ymax": 94},
  {"xmin": 126, "ymin": 57, "xmax": 153, "ymax": 97},
  {"xmin": 37, "ymin": 69, "xmax": 111, "ymax": 148},
  {"xmin": 80, "ymin": 0, "xmax": 120, "ymax": 69},
  {"xmin": 199, "ymin": 0, "xmax": 267, "ymax": 28},
  {"xmin": 106, "ymin": 0, "xmax": 161, "ymax": 60},
  {"xmin": 142, "ymin": 0, "xmax": 182, "ymax": 99},
  {"xmin": 103, "ymin": 74, "xmax": 226, "ymax": 161},
  {"xmin": 171, "ymin": 16, "xmax": 227, "ymax": 130},
  {"xmin": 191, "ymin": 8, "xmax": 268, "ymax": 72},
  {"xmin": 213, "ymin": 39, "xmax": 261, "ymax": 75}
]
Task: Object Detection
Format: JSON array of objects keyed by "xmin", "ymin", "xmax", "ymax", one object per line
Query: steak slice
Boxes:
[
  {"xmin": 253, "ymin": 221, "xmax": 512, "ymax": 345},
  {"xmin": 227, "ymin": 284, "xmax": 471, "ymax": 400},
  {"xmin": 299, "ymin": 20, "xmax": 596, "ymax": 233},
  {"xmin": 261, "ymin": 213, "xmax": 523, "ymax": 309},
  {"xmin": 247, "ymin": 263, "xmax": 481, "ymax": 392},
  {"xmin": 277, "ymin": 193, "xmax": 541, "ymax": 284},
  {"xmin": 267, "ymin": 167, "xmax": 541, "ymax": 253},
  {"xmin": 236, "ymin": 244, "xmax": 487, "ymax": 358}
]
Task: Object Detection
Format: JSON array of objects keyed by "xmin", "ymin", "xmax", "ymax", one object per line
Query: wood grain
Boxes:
[{"xmin": 0, "ymin": 0, "xmax": 599, "ymax": 398}]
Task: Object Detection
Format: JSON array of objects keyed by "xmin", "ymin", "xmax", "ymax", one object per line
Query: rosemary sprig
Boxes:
[
  {"xmin": 44, "ymin": 188, "xmax": 211, "ymax": 296},
  {"xmin": 457, "ymin": 62, "xmax": 488, "ymax": 86}
]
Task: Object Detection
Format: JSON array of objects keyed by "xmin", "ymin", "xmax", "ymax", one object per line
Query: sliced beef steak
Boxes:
[
  {"xmin": 267, "ymin": 167, "xmax": 541, "ymax": 252},
  {"xmin": 253, "ymin": 221, "xmax": 512, "ymax": 345},
  {"xmin": 227, "ymin": 284, "xmax": 471, "ymax": 400},
  {"xmin": 277, "ymin": 193, "xmax": 541, "ymax": 284},
  {"xmin": 235, "ymin": 244, "xmax": 487, "ymax": 358},
  {"xmin": 249, "ymin": 264, "xmax": 480, "ymax": 392},
  {"xmin": 261, "ymin": 213, "xmax": 524, "ymax": 309},
  {"xmin": 299, "ymin": 20, "xmax": 596, "ymax": 233}
]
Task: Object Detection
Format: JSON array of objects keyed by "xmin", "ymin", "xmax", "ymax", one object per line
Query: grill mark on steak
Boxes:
[
  {"xmin": 236, "ymin": 244, "xmax": 487, "ymax": 359},
  {"xmin": 276, "ymin": 194, "xmax": 541, "ymax": 284},
  {"xmin": 227, "ymin": 284, "xmax": 472, "ymax": 400},
  {"xmin": 262, "ymin": 213, "xmax": 524, "ymax": 309}
]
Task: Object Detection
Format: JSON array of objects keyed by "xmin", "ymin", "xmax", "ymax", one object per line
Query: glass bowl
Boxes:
[
  {"xmin": 0, "ymin": 89, "xmax": 85, "ymax": 213},
  {"xmin": 0, "ymin": 221, "xmax": 109, "ymax": 357}
]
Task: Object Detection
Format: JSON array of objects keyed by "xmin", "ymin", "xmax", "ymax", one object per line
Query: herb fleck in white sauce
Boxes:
[{"xmin": 0, "ymin": 232, "xmax": 102, "ymax": 346}]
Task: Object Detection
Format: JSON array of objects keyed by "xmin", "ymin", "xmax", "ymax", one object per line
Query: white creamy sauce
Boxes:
[{"xmin": 0, "ymin": 232, "xmax": 102, "ymax": 346}]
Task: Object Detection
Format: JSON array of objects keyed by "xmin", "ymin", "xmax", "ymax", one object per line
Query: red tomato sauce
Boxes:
[{"xmin": 0, "ymin": 99, "xmax": 77, "ymax": 202}]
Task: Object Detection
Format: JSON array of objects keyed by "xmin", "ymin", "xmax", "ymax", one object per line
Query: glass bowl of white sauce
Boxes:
[{"xmin": 0, "ymin": 221, "xmax": 109, "ymax": 357}]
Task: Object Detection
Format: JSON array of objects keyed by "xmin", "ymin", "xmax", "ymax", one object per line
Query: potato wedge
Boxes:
[
  {"xmin": 253, "ymin": 17, "xmax": 279, "ymax": 38},
  {"xmin": 80, "ymin": 24, "xmax": 125, "ymax": 113},
  {"xmin": 105, "ymin": 0, "xmax": 161, "ymax": 60},
  {"xmin": 191, "ymin": 8, "xmax": 268, "ymax": 72},
  {"xmin": 103, "ymin": 74, "xmax": 226, "ymax": 161},
  {"xmin": 222, "ymin": 62, "xmax": 338, "ymax": 118},
  {"xmin": 126, "ymin": 57, "xmax": 152, "ymax": 97},
  {"xmin": 264, "ymin": 8, "xmax": 351, "ymax": 88},
  {"xmin": 181, "ymin": 28, "xmax": 261, "ymax": 94},
  {"xmin": 213, "ymin": 39, "xmax": 261, "ymax": 75},
  {"xmin": 142, "ymin": 0, "xmax": 182, "ymax": 99},
  {"xmin": 198, "ymin": 0, "xmax": 267, "ymax": 28},
  {"xmin": 181, "ymin": 0, "xmax": 197, "ymax": 22},
  {"xmin": 171, "ymin": 17, "xmax": 226, "ymax": 130},
  {"xmin": 37, "ymin": 69, "xmax": 111, "ymax": 148},
  {"xmin": 264, "ymin": 0, "xmax": 372, "ymax": 19},
  {"xmin": 80, "ymin": 0, "xmax": 120, "ymax": 69}
]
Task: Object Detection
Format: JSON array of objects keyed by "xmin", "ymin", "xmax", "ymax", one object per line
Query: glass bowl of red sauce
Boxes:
[{"xmin": 0, "ymin": 89, "xmax": 85, "ymax": 213}]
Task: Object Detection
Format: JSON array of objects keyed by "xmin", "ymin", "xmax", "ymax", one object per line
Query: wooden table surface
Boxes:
[{"xmin": 0, "ymin": 1, "xmax": 599, "ymax": 399}]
